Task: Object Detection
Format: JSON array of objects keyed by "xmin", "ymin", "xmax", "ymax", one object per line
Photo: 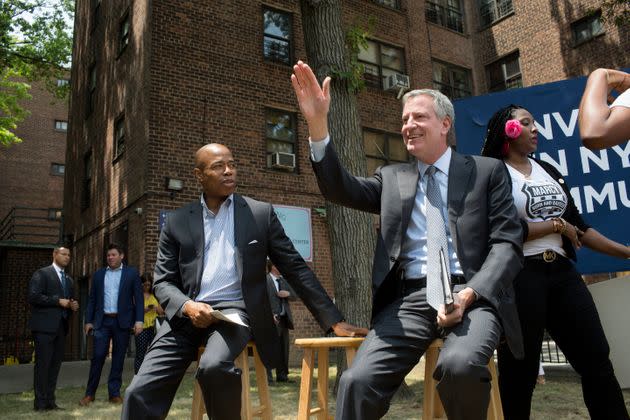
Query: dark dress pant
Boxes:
[
  {"xmin": 497, "ymin": 257, "xmax": 629, "ymax": 420},
  {"xmin": 85, "ymin": 315, "xmax": 131, "ymax": 398},
  {"xmin": 32, "ymin": 321, "xmax": 66, "ymax": 409},
  {"xmin": 335, "ymin": 287, "xmax": 501, "ymax": 420},
  {"xmin": 122, "ymin": 303, "xmax": 251, "ymax": 420}
]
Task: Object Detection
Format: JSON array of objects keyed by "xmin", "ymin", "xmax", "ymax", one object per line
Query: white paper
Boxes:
[{"xmin": 210, "ymin": 310, "xmax": 248, "ymax": 327}]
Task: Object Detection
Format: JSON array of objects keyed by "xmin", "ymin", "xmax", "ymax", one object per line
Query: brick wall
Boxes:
[{"xmin": 0, "ymin": 247, "xmax": 83, "ymax": 364}]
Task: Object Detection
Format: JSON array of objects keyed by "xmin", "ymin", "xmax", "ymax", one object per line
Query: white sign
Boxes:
[{"xmin": 273, "ymin": 205, "xmax": 313, "ymax": 262}]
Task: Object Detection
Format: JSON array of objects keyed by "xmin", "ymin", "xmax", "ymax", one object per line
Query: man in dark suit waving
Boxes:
[
  {"xmin": 80, "ymin": 244, "xmax": 143, "ymax": 405},
  {"xmin": 122, "ymin": 143, "xmax": 367, "ymax": 420},
  {"xmin": 29, "ymin": 246, "xmax": 79, "ymax": 411},
  {"xmin": 292, "ymin": 61, "xmax": 524, "ymax": 419}
]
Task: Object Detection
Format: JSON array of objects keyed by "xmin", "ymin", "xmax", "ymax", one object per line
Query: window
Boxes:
[
  {"xmin": 51, "ymin": 163, "xmax": 65, "ymax": 176},
  {"xmin": 56, "ymin": 79, "xmax": 69, "ymax": 87},
  {"xmin": 373, "ymin": 0, "xmax": 400, "ymax": 9},
  {"xmin": 363, "ymin": 130, "xmax": 409, "ymax": 174},
  {"xmin": 54, "ymin": 120, "xmax": 68, "ymax": 131},
  {"xmin": 572, "ymin": 11, "xmax": 604, "ymax": 45},
  {"xmin": 486, "ymin": 51, "xmax": 522, "ymax": 92},
  {"xmin": 81, "ymin": 152, "xmax": 92, "ymax": 210},
  {"xmin": 87, "ymin": 63, "xmax": 97, "ymax": 116},
  {"xmin": 265, "ymin": 109, "xmax": 296, "ymax": 171},
  {"xmin": 48, "ymin": 209, "xmax": 62, "ymax": 221},
  {"xmin": 118, "ymin": 12, "xmax": 130, "ymax": 54},
  {"xmin": 358, "ymin": 40, "xmax": 405, "ymax": 90},
  {"xmin": 432, "ymin": 61, "xmax": 472, "ymax": 99},
  {"xmin": 478, "ymin": 0, "xmax": 513, "ymax": 27},
  {"xmin": 113, "ymin": 114, "xmax": 125, "ymax": 160},
  {"xmin": 263, "ymin": 8, "xmax": 292, "ymax": 65},
  {"xmin": 426, "ymin": 0, "xmax": 464, "ymax": 33}
]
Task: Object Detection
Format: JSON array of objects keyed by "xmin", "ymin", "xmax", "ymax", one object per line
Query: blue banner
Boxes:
[{"xmin": 453, "ymin": 74, "xmax": 630, "ymax": 274}]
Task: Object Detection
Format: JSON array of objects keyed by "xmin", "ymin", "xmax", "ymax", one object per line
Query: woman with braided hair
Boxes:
[{"xmin": 481, "ymin": 105, "xmax": 630, "ymax": 420}]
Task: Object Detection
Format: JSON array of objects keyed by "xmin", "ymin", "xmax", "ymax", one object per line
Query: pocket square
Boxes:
[{"xmin": 248, "ymin": 240, "xmax": 258, "ymax": 245}]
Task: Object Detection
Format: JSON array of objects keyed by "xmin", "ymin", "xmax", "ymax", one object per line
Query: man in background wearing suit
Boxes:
[
  {"xmin": 265, "ymin": 260, "xmax": 295, "ymax": 383},
  {"xmin": 79, "ymin": 244, "xmax": 143, "ymax": 406},
  {"xmin": 28, "ymin": 246, "xmax": 79, "ymax": 411},
  {"xmin": 292, "ymin": 61, "xmax": 524, "ymax": 420},
  {"xmin": 122, "ymin": 143, "xmax": 367, "ymax": 420}
]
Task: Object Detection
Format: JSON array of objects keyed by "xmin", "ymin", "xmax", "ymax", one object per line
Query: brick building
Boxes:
[
  {"xmin": 0, "ymin": 79, "xmax": 70, "ymax": 363},
  {"xmin": 63, "ymin": 0, "xmax": 628, "ymax": 363}
]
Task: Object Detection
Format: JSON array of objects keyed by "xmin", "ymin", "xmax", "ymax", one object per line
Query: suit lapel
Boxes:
[
  {"xmin": 48, "ymin": 265, "xmax": 63, "ymax": 295},
  {"xmin": 188, "ymin": 201, "xmax": 205, "ymax": 289},
  {"xmin": 447, "ymin": 152, "xmax": 473, "ymax": 250},
  {"xmin": 397, "ymin": 162, "xmax": 419, "ymax": 249},
  {"xmin": 233, "ymin": 195, "xmax": 249, "ymax": 283}
]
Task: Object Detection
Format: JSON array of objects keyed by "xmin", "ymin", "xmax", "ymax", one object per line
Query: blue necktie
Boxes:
[{"xmin": 425, "ymin": 166, "xmax": 449, "ymax": 310}]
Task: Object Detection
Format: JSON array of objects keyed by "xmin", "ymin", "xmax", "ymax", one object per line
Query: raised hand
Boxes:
[{"xmin": 291, "ymin": 60, "xmax": 331, "ymax": 141}]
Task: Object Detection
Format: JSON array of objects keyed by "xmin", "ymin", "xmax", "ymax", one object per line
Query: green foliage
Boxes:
[
  {"xmin": 0, "ymin": 68, "xmax": 30, "ymax": 146},
  {"xmin": 0, "ymin": 0, "xmax": 73, "ymax": 146},
  {"xmin": 332, "ymin": 16, "xmax": 375, "ymax": 94}
]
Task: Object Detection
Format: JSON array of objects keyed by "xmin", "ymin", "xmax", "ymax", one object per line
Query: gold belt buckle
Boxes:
[{"xmin": 543, "ymin": 250, "xmax": 557, "ymax": 263}]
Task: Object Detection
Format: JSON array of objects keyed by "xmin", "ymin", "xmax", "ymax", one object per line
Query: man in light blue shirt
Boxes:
[{"xmin": 80, "ymin": 244, "xmax": 143, "ymax": 406}]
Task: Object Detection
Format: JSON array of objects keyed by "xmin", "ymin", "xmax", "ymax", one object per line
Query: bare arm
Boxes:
[
  {"xmin": 580, "ymin": 228, "xmax": 630, "ymax": 259},
  {"xmin": 578, "ymin": 68, "xmax": 630, "ymax": 149}
]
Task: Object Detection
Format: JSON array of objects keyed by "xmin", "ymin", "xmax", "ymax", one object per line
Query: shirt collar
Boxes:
[
  {"xmin": 52, "ymin": 262, "xmax": 64, "ymax": 273},
  {"xmin": 417, "ymin": 147, "xmax": 452, "ymax": 178},
  {"xmin": 200, "ymin": 193, "xmax": 233, "ymax": 217},
  {"xmin": 107, "ymin": 264, "xmax": 123, "ymax": 272}
]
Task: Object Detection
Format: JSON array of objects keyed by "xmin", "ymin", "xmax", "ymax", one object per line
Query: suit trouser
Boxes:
[
  {"xmin": 497, "ymin": 257, "xmax": 629, "ymax": 420},
  {"xmin": 122, "ymin": 303, "xmax": 251, "ymax": 420},
  {"xmin": 269, "ymin": 318, "xmax": 291, "ymax": 381},
  {"xmin": 335, "ymin": 287, "xmax": 501, "ymax": 420},
  {"xmin": 32, "ymin": 322, "xmax": 66, "ymax": 409},
  {"xmin": 85, "ymin": 315, "xmax": 130, "ymax": 398}
]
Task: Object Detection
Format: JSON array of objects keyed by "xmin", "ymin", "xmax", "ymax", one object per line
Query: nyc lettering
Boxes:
[{"xmin": 532, "ymin": 109, "xmax": 630, "ymax": 214}]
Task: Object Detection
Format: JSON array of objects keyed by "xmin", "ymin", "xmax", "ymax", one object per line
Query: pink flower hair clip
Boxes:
[{"xmin": 504, "ymin": 119, "xmax": 522, "ymax": 139}]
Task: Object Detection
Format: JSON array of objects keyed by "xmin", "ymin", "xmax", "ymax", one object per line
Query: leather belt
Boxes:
[
  {"xmin": 104, "ymin": 313, "xmax": 118, "ymax": 318},
  {"xmin": 402, "ymin": 275, "xmax": 466, "ymax": 295},
  {"xmin": 525, "ymin": 250, "xmax": 563, "ymax": 263}
]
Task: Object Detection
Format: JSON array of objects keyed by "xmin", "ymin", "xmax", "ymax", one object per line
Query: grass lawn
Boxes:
[{"xmin": 1, "ymin": 362, "xmax": 628, "ymax": 419}]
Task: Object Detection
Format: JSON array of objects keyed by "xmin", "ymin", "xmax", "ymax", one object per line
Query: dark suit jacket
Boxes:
[
  {"xmin": 266, "ymin": 274, "xmax": 295, "ymax": 331},
  {"xmin": 312, "ymin": 143, "xmax": 525, "ymax": 358},
  {"xmin": 28, "ymin": 265, "xmax": 74, "ymax": 333},
  {"xmin": 153, "ymin": 194, "xmax": 343, "ymax": 368},
  {"xmin": 85, "ymin": 266, "xmax": 143, "ymax": 329}
]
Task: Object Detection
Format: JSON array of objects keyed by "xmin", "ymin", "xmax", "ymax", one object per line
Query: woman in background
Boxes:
[
  {"xmin": 481, "ymin": 104, "xmax": 630, "ymax": 420},
  {"xmin": 134, "ymin": 273, "xmax": 163, "ymax": 374}
]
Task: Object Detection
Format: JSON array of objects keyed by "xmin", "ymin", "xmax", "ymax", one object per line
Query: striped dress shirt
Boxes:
[{"xmin": 195, "ymin": 194, "xmax": 242, "ymax": 303}]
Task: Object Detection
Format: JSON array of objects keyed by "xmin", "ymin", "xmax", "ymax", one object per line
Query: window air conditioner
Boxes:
[
  {"xmin": 384, "ymin": 73, "xmax": 410, "ymax": 92},
  {"xmin": 271, "ymin": 152, "xmax": 296, "ymax": 169}
]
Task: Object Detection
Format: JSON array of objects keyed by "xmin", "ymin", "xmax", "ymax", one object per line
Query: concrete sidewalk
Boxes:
[{"xmin": 0, "ymin": 358, "xmax": 136, "ymax": 394}]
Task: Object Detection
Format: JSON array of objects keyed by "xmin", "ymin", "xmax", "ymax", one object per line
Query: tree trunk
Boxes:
[{"xmin": 298, "ymin": 0, "xmax": 374, "ymax": 375}]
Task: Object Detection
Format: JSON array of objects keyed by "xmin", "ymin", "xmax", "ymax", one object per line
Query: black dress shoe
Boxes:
[
  {"xmin": 47, "ymin": 403, "xmax": 64, "ymax": 410},
  {"xmin": 276, "ymin": 377, "xmax": 294, "ymax": 383}
]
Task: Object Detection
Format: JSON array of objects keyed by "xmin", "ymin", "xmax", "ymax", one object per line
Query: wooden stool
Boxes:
[
  {"xmin": 423, "ymin": 339, "xmax": 503, "ymax": 420},
  {"xmin": 191, "ymin": 342, "xmax": 272, "ymax": 420},
  {"xmin": 294, "ymin": 337, "xmax": 365, "ymax": 420}
]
